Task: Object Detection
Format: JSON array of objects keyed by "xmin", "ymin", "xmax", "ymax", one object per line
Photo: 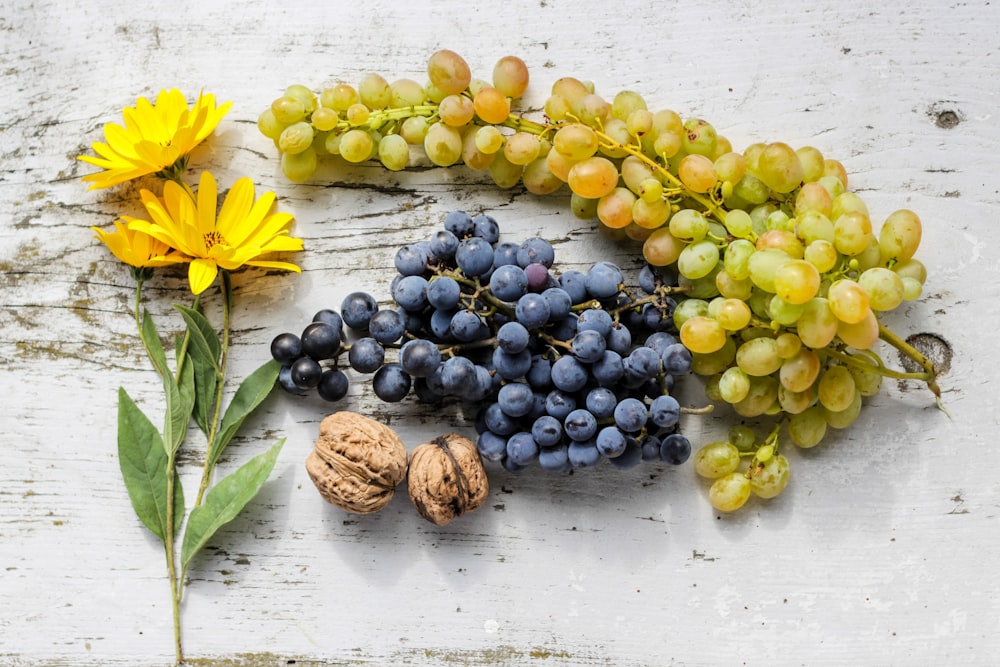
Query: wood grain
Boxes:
[{"xmin": 2, "ymin": 0, "xmax": 998, "ymax": 665}]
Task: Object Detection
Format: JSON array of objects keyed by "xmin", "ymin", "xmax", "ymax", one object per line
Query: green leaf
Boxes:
[
  {"xmin": 181, "ymin": 440, "xmax": 284, "ymax": 569},
  {"xmin": 117, "ymin": 387, "xmax": 171, "ymax": 542},
  {"xmin": 174, "ymin": 304, "xmax": 222, "ymax": 373},
  {"xmin": 140, "ymin": 309, "xmax": 169, "ymax": 377},
  {"xmin": 168, "ymin": 351, "xmax": 197, "ymax": 454},
  {"xmin": 209, "ymin": 360, "xmax": 280, "ymax": 466}
]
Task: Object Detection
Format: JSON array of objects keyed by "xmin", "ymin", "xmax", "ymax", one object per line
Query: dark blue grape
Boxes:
[
  {"xmin": 493, "ymin": 348, "xmax": 532, "ymax": 380},
  {"xmin": 413, "ymin": 377, "xmax": 444, "ymax": 403},
  {"xmin": 627, "ymin": 346, "xmax": 662, "ymax": 380},
  {"xmin": 644, "ymin": 332, "xmax": 678, "ymax": 355},
  {"xmin": 429, "ymin": 229, "xmax": 459, "ymax": 260},
  {"xmin": 372, "ymin": 364, "xmax": 411, "ymax": 402},
  {"xmin": 502, "ymin": 456, "xmax": 527, "ymax": 473},
  {"xmin": 497, "ymin": 382, "xmax": 534, "ymax": 417},
  {"xmin": 642, "ymin": 302, "xmax": 672, "ymax": 331},
  {"xmin": 426, "ymin": 276, "xmax": 461, "ymax": 310},
  {"xmin": 270, "ymin": 332, "xmax": 303, "ymax": 365},
  {"xmin": 548, "ymin": 315, "xmax": 578, "ymax": 342},
  {"xmin": 550, "ymin": 356, "xmax": 588, "ymax": 392},
  {"xmin": 300, "ymin": 322, "xmax": 341, "ymax": 361},
  {"xmin": 277, "ymin": 364, "xmax": 309, "ymax": 396},
  {"xmin": 341, "ymin": 292, "xmax": 379, "ymax": 331},
  {"xmin": 585, "ymin": 262, "xmax": 623, "ymax": 299},
  {"xmin": 471, "ymin": 365, "xmax": 495, "ymax": 401},
  {"xmin": 317, "ymin": 369, "xmax": 349, "ymax": 402},
  {"xmin": 484, "ymin": 402, "xmax": 518, "ymax": 436},
  {"xmin": 577, "ymin": 308, "xmax": 613, "ymax": 337},
  {"xmin": 492, "ymin": 242, "xmax": 519, "ymax": 269},
  {"xmin": 444, "ymin": 210, "xmax": 475, "ymax": 238},
  {"xmin": 640, "ymin": 433, "xmax": 662, "ymax": 461},
  {"xmin": 399, "ymin": 339, "xmax": 441, "ymax": 377},
  {"xmin": 429, "ymin": 308, "xmax": 457, "ymax": 340},
  {"xmin": 649, "ymin": 394, "xmax": 681, "ymax": 428},
  {"xmin": 585, "ymin": 387, "xmax": 618, "ymax": 419},
  {"xmin": 595, "ymin": 426, "xmax": 627, "ymax": 458},
  {"xmin": 517, "ymin": 237, "xmax": 555, "ymax": 268},
  {"xmin": 515, "ymin": 293, "xmax": 550, "ymax": 329},
  {"xmin": 348, "ymin": 337, "xmax": 385, "ymax": 373},
  {"xmin": 496, "ymin": 321, "xmax": 530, "ymax": 354},
  {"xmin": 564, "ymin": 409, "xmax": 597, "ymax": 441},
  {"xmin": 559, "ymin": 270, "xmax": 589, "ymax": 304},
  {"xmin": 608, "ymin": 436, "xmax": 642, "ymax": 469},
  {"xmin": 472, "ymin": 214, "xmax": 500, "ymax": 243},
  {"xmin": 523, "ymin": 262, "xmax": 551, "ymax": 292},
  {"xmin": 392, "ymin": 275, "xmax": 428, "ymax": 311},
  {"xmin": 440, "ymin": 356, "xmax": 477, "ymax": 394},
  {"xmin": 489, "ymin": 264, "xmax": 528, "ymax": 301},
  {"xmin": 568, "ymin": 440, "xmax": 601, "ymax": 467},
  {"xmin": 542, "ymin": 287, "xmax": 572, "ymax": 320},
  {"xmin": 606, "ymin": 323, "xmax": 632, "ymax": 356},
  {"xmin": 592, "ymin": 350, "xmax": 624, "ymax": 387},
  {"xmin": 290, "ymin": 356, "xmax": 323, "ymax": 389},
  {"xmin": 450, "ymin": 310, "xmax": 485, "ymax": 342},
  {"xmin": 638, "ymin": 264, "xmax": 658, "ymax": 294},
  {"xmin": 477, "ymin": 430, "xmax": 508, "ymax": 462},
  {"xmin": 661, "ymin": 343, "xmax": 693, "ymax": 375},
  {"xmin": 455, "ymin": 236, "xmax": 494, "ymax": 276},
  {"xmin": 368, "ymin": 309, "xmax": 405, "ymax": 345},
  {"xmin": 394, "ymin": 243, "xmax": 428, "ymax": 276},
  {"xmin": 312, "ymin": 309, "xmax": 344, "ymax": 331},
  {"xmin": 526, "ymin": 355, "xmax": 552, "ymax": 389},
  {"xmin": 538, "ymin": 444, "xmax": 571, "ymax": 472},
  {"xmin": 571, "ymin": 329, "xmax": 606, "ymax": 364},
  {"xmin": 659, "ymin": 433, "xmax": 691, "ymax": 465},
  {"xmin": 506, "ymin": 432, "xmax": 539, "ymax": 466},
  {"xmin": 545, "ymin": 389, "xmax": 577, "ymax": 420},
  {"xmin": 614, "ymin": 397, "xmax": 648, "ymax": 433},
  {"xmin": 531, "ymin": 415, "xmax": 563, "ymax": 447}
]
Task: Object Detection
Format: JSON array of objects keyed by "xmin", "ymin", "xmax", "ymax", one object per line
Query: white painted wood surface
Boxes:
[{"xmin": 2, "ymin": 0, "xmax": 998, "ymax": 664}]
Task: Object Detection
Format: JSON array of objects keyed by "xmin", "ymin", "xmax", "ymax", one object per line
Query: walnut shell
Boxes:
[
  {"xmin": 407, "ymin": 433, "xmax": 489, "ymax": 526},
  {"xmin": 306, "ymin": 411, "xmax": 408, "ymax": 514}
]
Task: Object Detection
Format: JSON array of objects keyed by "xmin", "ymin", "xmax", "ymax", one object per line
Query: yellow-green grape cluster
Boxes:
[
  {"xmin": 693, "ymin": 425, "xmax": 791, "ymax": 512},
  {"xmin": 258, "ymin": 51, "xmax": 942, "ymax": 513}
]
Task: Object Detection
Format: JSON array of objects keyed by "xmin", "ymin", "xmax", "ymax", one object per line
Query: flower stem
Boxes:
[{"xmin": 876, "ymin": 323, "xmax": 942, "ymax": 399}]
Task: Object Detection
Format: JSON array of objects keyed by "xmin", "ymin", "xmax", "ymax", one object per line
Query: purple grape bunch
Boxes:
[{"xmin": 269, "ymin": 210, "xmax": 693, "ymax": 472}]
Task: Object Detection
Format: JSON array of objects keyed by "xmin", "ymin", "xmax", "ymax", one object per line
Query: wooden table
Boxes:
[{"xmin": 2, "ymin": 1, "xmax": 997, "ymax": 665}]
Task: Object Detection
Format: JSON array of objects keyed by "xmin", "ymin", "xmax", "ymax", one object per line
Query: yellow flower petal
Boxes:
[{"xmin": 188, "ymin": 258, "xmax": 219, "ymax": 295}]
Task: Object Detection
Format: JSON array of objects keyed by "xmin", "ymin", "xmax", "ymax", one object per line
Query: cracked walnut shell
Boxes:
[
  {"xmin": 407, "ymin": 433, "xmax": 489, "ymax": 526},
  {"xmin": 306, "ymin": 411, "xmax": 408, "ymax": 514}
]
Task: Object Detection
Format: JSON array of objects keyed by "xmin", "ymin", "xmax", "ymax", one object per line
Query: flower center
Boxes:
[{"xmin": 204, "ymin": 230, "xmax": 227, "ymax": 250}]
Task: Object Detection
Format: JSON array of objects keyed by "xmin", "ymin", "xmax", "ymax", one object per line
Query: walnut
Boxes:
[
  {"xmin": 306, "ymin": 411, "xmax": 408, "ymax": 514},
  {"xmin": 407, "ymin": 433, "xmax": 489, "ymax": 526}
]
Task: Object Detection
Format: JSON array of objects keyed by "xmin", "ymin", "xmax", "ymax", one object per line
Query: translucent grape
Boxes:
[
  {"xmin": 681, "ymin": 118, "xmax": 717, "ymax": 157},
  {"xmin": 626, "ymin": 108, "xmax": 654, "ymax": 136},
  {"xmin": 669, "ymin": 208, "xmax": 709, "ymax": 242},
  {"xmin": 399, "ymin": 116, "xmax": 430, "ymax": 144},
  {"xmin": 322, "ymin": 83, "xmax": 359, "ymax": 112},
  {"xmin": 709, "ymin": 472, "xmax": 752, "ymax": 512},
  {"xmin": 833, "ymin": 211, "xmax": 873, "ymax": 256},
  {"xmin": 427, "ymin": 49, "xmax": 472, "ymax": 95},
  {"xmin": 714, "ymin": 298, "xmax": 752, "ymax": 331},
  {"xmin": 473, "ymin": 87, "xmax": 511, "ymax": 124},
  {"xmin": 522, "ymin": 156, "xmax": 563, "ymax": 195},
  {"xmin": 715, "ymin": 270, "xmax": 753, "ymax": 300},
  {"xmin": 597, "ymin": 188, "xmax": 636, "ymax": 229},
  {"xmin": 779, "ymin": 348, "xmax": 821, "ymax": 392},
  {"xmin": 756, "ymin": 229, "xmax": 804, "ymax": 258},
  {"xmin": 679, "ymin": 315, "xmax": 728, "ymax": 354},
  {"xmin": 390, "ymin": 78, "xmax": 426, "ymax": 108},
  {"xmin": 795, "ymin": 182, "xmax": 833, "ymax": 218},
  {"xmin": 643, "ymin": 227, "xmax": 687, "ymax": 266},
  {"xmin": 773, "ymin": 259, "xmax": 821, "ymax": 305},
  {"xmin": 750, "ymin": 455, "xmax": 790, "ymax": 499},
  {"xmin": 796, "ymin": 146, "xmax": 825, "ymax": 182},
  {"xmin": 340, "ymin": 129, "xmax": 374, "ymax": 163},
  {"xmin": 789, "ymin": 406, "xmax": 827, "ymax": 448},
  {"xmin": 678, "ymin": 154, "xmax": 717, "ymax": 193},
  {"xmin": 439, "ymin": 94, "xmax": 475, "ymax": 126},
  {"xmin": 768, "ymin": 295, "xmax": 805, "ymax": 326},
  {"xmin": 894, "ymin": 258, "xmax": 929, "ymax": 285},
  {"xmin": 358, "ymin": 73, "xmax": 392, "ymax": 109},
  {"xmin": 858, "ymin": 267, "xmax": 905, "ymax": 311},
  {"xmin": 824, "ymin": 390, "xmax": 863, "ymax": 429},
  {"xmin": 280, "ymin": 147, "xmax": 317, "ymax": 182},
  {"xmin": 461, "ymin": 128, "xmax": 495, "ymax": 170},
  {"xmin": 879, "ymin": 209, "xmax": 922, "ymax": 262},
  {"xmin": 473, "ymin": 125, "xmax": 504, "ymax": 154},
  {"xmin": 901, "ymin": 277, "xmax": 923, "ymax": 301},
  {"xmin": 489, "ymin": 151, "xmax": 523, "ymax": 189},
  {"xmin": 503, "ymin": 132, "xmax": 541, "ymax": 165},
  {"xmin": 736, "ymin": 336, "xmax": 782, "ymax": 376},
  {"xmin": 747, "ymin": 248, "xmax": 792, "ymax": 293},
  {"xmin": 492, "ymin": 55, "xmax": 529, "ymax": 98},
  {"xmin": 803, "ymin": 239, "xmax": 839, "ymax": 273},
  {"xmin": 677, "ymin": 240, "xmax": 720, "ymax": 280},
  {"xmin": 797, "ymin": 297, "xmax": 838, "ymax": 349},
  {"xmin": 836, "ymin": 308, "xmax": 879, "ymax": 349},
  {"xmin": 345, "ymin": 103, "xmax": 370, "ymax": 125},
  {"xmin": 732, "ymin": 375, "xmax": 779, "ymax": 418},
  {"xmin": 378, "ymin": 134, "xmax": 409, "ymax": 171},
  {"xmin": 278, "ymin": 121, "xmax": 314, "ymax": 155},
  {"xmin": 693, "ymin": 441, "xmax": 741, "ymax": 478},
  {"xmin": 756, "ymin": 142, "xmax": 804, "ymax": 193},
  {"xmin": 847, "ymin": 358, "xmax": 883, "ymax": 397},
  {"xmin": 718, "ymin": 366, "xmax": 751, "ymax": 403},
  {"xmin": 424, "ymin": 122, "xmax": 463, "ymax": 166},
  {"xmin": 817, "ymin": 365, "xmax": 857, "ymax": 412},
  {"xmin": 827, "ymin": 279, "xmax": 871, "ymax": 324},
  {"xmin": 271, "ymin": 95, "xmax": 307, "ymax": 124},
  {"xmin": 631, "ymin": 197, "xmax": 670, "ymax": 229},
  {"xmin": 554, "ymin": 124, "xmax": 600, "ymax": 161},
  {"xmin": 797, "ymin": 210, "xmax": 835, "ymax": 245},
  {"xmin": 775, "ymin": 332, "xmax": 802, "ymax": 359},
  {"xmin": 579, "ymin": 93, "xmax": 612, "ymax": 126},
  {"xmin": 778, "ymin": 384, "xmax": 815, "ymax": 414},
  {"xmin": 567, "ymin": 156, "xmax": 619, "ymax": 199}
]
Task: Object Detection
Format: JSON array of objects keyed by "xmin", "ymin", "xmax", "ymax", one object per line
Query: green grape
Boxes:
[
  {"xmin": 280, "ymin": 146, "xmax": 317, "ymax": 183},
  {"xmin": 673, "ymin": 299, "xmax": 709, "ymax": 329},
  {"xmin": 310, "ymin": 107, "xmax": 339, "ymax": 132},
  {"xmin": 427, "ymin": 49, "xmax": 472, "ymax": 96},
  {"xmin": 747, "ymin": 248, "xmax": 792, "ymax": 293},
  {"xmin": 818, "ymin": 174, "xmax": 846, "ymax": 199},
  {"xmin": 681, "ymin": 118, "xmax": 717, "ymax": 157},
  {"xmin": 901, "ymin": 276, "xmax": 923, "ymax": 300},
  {"xmin": 854, "ymin": 238, "xmax": 884, "ymax": 272},
  {"xmin": 399, "ymin": 116, "xmax": 430, "ymax": 144},
  {"xmin": 724, "ymin": 209, "xmax": 754, "ymax": 239},
  {"xmin": 803, "ymin": 239, "xmax": 839, "ymax": 273},
  {"xmin": 778, "ymin": 384, "xmax": 815, "ymax": 414},
  {"xmin": 879, "ymin": 209, "xmax": 922, "ymax": 262},
  {"xmin": 553, "ymin": 123, "xmax": 600, "ymax": 160},
  {"xmin": 794, "ymin": 181, "xmax": 833, "ymax": 218},
  {"xmin": 736, "ymin": 336, "xmax": 782, "ymax": 376},
  {"xmin": 544, "ymin": 93, "xmax": 572, "ymax": 121},
  {"xmin": 833, "ymin": 211, "xmax": 873, "ymax": 255},
  {"xmin": 693, "ymin": 441, "xmax": 741, "ymax": 478},
  {"xmin": 714, "ymin": 298, "xmax": 752, "ymax": 331},
  {"xmin": 669, "ymin": 208, "xmax": 709, "ymax": 242},
  {"xmin": 709, "ymin": 472, "xmax": 752, "ymax": 512},
  {"xmin": 358, "ymin": 72, "xmax": 393, "ymax": 109},
  {"xmin": 796, "ymin": 145, "xmax": 825, "ymax": 182},
  {"xmin": 626, "ymin": 108, "xmax": 654, "ymax": 136},
  {"xmin": 729, "ymin": 425, "xmax": 757, "ymax": 452},
  {"xmin": 757, "ymin": 229, "xmax": 804, "ymax": 258},
  {"xmin": 817, "ymin": 365, "xmax": 857, "ymax": 412},
  {"xmin": 827, "ymin": 279, "xmax": 871, "ymax": 324},
  {"xmin": 474, "ymin": 125, "xmax": 504, "ymax": 154},
  {"xmin": 788, "ymin": 406, "xmax": 827, "ymax": 448},
  {"xmin": 611, "ymin": 89, "xmax": 648, "ymax": 121},
  {"xmin": 257, "ymin": 108, "xmax": 286, "ymax": 141},
  {"xmin": 631, "ymin": 196, "xmax": 670, "ymax": 229},
  {"xmin": 773, "ymin": 259, "xmax": 821, "ymax": 306},
  {"xmin": 722, "ymin": 238, "xmax": 755, "ymax": 280},
  {"xmin": 797, "ymin": 210, "xmax": 835, "ymax": 244},
  {"xmin": 271, "ymin": 95, "xmax": 307, "ymax": 125},
  {"xmin": 493, "ymin": 55, "xmax": 529, "ymax": 98},
  {"xmin": 680, "ymin": 315, "xmax": 728, "ymax": 354},
  {"xmin": 597, "ymin": 187, "xmax": 637, "ymax": 229},
  {"xmin": 797, "ymin": 297, "xmax": 838, "ymax": 349},
  {"xmin": 775, "ymin": 332, "xmax": 802, "ymax": 359},
  {"xmin": 858, "ymin": 267, "xmax": 904, "ymax": 311},
  {"xmin": 653, "ymin": 130, "xmax": 682, "ymax": 159},
  {"xmin": 714, "ymin": 152, "xmax": 746, "ymax": 185},
  {"xmin": 278, "ymin": 121, "xmax": 314, "ymax": 155},
  {"xmin": 390, "ymin": 78, "xmax": 426, "ymax": 108},
  {"xmin": 846, "ymin": 357, "xmax": 883, "ymax": 396},
  {"xmin": 779, "ymin": 348, "xmax": 821, "ymax": 392},
  {"xmin": 755, "ymin": 142, "xmax": 803, "ymax": 193},
  {"xmin": 620, "ymin": 155, "xmax": 654, "ymax": 193},
  {"xmin": 423, "ymin": 122, "xmax": 463, "ymax": 166},
  {"xmin": 503, "ymin": 132, "xmax": 541, "ymax": 166},
  {"xmin": 284, "ymin": 84, "xmax": 317, "ymax": 115},
  {"xmin": 340, "ymin": 129, "xmax": 374, "ymax": 163},
  {"xmin": 732, "ymin": 173, "xmax": 770, "ymax": 205},
  {"xmin": 715, "ymin": 270, "xmax": 753, "ymax": 300},
  {"xmin": 522, "ymin": 155, "xmax": 563, "ymax": 195},
  {"xmin": 567, "ymin": 156, "xmax": 619, "ymax": 199},
  {"xmin": 637, "ymin": 177, "xmax": 663, "ymax": 203},
  {"xmin": 766, "ymin": 210, "xmax": 794, "ymax": 233},
  {"xmin": 704, "ymin": 374, "xmax": 724, "ymax": 402},
  {"xmin": 677, "ymin": 239, "xmax": 720, "ymax": 280},
  {"xmin": 836, "ymin": 308, "xmax": 879, "ymax": 349},
  {"xmin": 439, "ymin": 94, "xmax": 476, "ymax": 126},
  {"xmin": 489, "ymin": 150, "xmax": 524, "ymax": 189},
  {"xmin": 579, "ymin": 93, "xmax": 611, "ymax": 126},
  {"xmin": 733, "ymin": 375, "xmax": 779, "ymax": 418},
  {"xmin": 768, "ymin": 294, "xmax": 804, "ymax": 326},
  {"xmin": 570, "ymin": 193, "xmax": 598, "ymax": 219},
  {"xmin": 678, "ymin": 154, "xmax": 717, "ymax": 193},
  {"xmin": 461, "ymin": 127, "xmax": 495, "ymax": 170},
  {"xmin": 377, "ymin": 134, "xmax": 409, "ymax": 171},
  {"xmin": 750, "ymin": 455, "xmax": 790, "ymax": 499},
  {"xmin": 598, "ymin": 118, "xmax": 630, "ymax": 158},
  {"xmin": 824, "ymin": 390, "xmax": 863, "ymax": 429},
  {"xmin": 346, "ymin": 103, "xmax": 370, "ymax": 125},
  {"xmin": 321, "ymin": 83, "xmax": 359, "ymax": 111},
  {"xmin": 718, "ymin": 366, "xmax": 751, "ymax": 403},
  {"xmin": 831, "ymin": 191, "xmax": 869, "ymax": 220},
  {"xmin": 678, "ymin": 267, "xmax": 722, "ymax": 298}
]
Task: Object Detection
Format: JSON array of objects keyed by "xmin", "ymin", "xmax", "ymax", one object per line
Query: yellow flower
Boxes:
[
  {"xmin": 78, "ymin": 89, "xmax": 232, "ymax": 190},
  {"xmin": 91, "ymin": 220, "xmax": 186, "ymax": 269},
  {"xmin": 126, "ymin": 171, "xmax": 303, "ymax": 295}
]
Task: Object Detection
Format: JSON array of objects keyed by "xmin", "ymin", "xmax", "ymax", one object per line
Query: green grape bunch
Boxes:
[{"xmin": 257, "ymin": 49, "xmax": 943, "ymax": 513}]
